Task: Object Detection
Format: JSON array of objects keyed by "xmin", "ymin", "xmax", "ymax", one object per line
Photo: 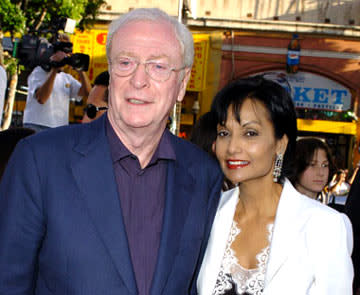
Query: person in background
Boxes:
[
  {"xmin": 197, "ymin": 75, "xmax": 353, "ymax": 295},
  {"xmin": 82, "ymin": 70, "xmax": 109, "ymax": 123},
  {"xmin": 0, "ymin": 127, "xmax": 35, "ymax": 179},
  {"xmin": 0, "ymin": 8, "xmax": 223, "ymax": 295},
  {"xmin": 0, "ymin": 63, "xmax": 6, "ymax": 127},
  {"xmin": 190, "ymin": 111, "xmax": 234, "ymax": 191},
  {"xmin": 190, "ymin": 111, "xmax": 217, "ymax": 157},
  {"xmin": 23, "ymin": 33, "xmax": 91, "ymax": 132},
  {"xmin": 290, "ymin": 137, "xmax": 335, "ymax": 200}
]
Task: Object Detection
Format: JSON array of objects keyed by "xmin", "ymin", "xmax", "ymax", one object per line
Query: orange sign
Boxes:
[
  {"xmin": 96, "ymin": 33, "xmax": 107, "ymax": 45},
  {"xmin": 187, "ymin": 35, "xmax": 209, "ymax": 92}
]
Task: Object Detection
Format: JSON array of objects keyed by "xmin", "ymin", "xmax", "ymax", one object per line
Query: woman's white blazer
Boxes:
[{"xmin": 197, "ymin": 179, "xmax": 353, "ymax": 295}]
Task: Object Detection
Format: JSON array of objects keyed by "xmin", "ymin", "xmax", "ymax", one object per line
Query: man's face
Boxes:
[
  {"xmin": 107, "ymin": 20, "xmax": 190, "ymax": 134},
  {"xmin": 82, "ymin": 85, "xmax": 108, "ymax": 123}
]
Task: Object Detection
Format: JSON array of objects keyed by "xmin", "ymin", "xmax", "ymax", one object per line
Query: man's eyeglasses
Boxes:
[
  {"xmin": 110, "ymin": 57, "xmax": 185, "ymax": 82},
  {"xmin": 84, "ymin": 104, "xmax": 108, "ymax": 119}
]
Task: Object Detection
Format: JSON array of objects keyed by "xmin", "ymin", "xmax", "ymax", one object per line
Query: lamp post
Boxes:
[{"xmin": 169, "ymin": 0, "xmax": 185, "ymax": 136}]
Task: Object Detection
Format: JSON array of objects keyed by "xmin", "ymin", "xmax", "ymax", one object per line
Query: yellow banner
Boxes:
[
  {"xmin": 70, "ymin": 30, "xmax": 209, "ymax": 88},
  {"xmin": 70, "ymin": 29, "xmax": 108, "ymax": 82},
  {"xmin": 187, "ymin": 35, "xmax": 209, "ymax": 92}
]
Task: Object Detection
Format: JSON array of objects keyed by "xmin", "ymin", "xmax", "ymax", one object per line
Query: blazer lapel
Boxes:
[
  {"xmin": 264, "ymin": 179, "xmax": 308, "ymax": 288},
  {"xmin": 71, "ymin": 117, "xmax": 137, "ymax": 293},
  {"xmin": 197, "ymin": 187, "xmax": 239, "ymax": 295},
  {"xmin": 150, "ymin": 158, "xmax": 195, "ymax": 294}
]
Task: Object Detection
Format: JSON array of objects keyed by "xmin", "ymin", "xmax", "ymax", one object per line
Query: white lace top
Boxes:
[{"xmin": 212, "ymin": 222, "xmax": 274, "ymax": 295}]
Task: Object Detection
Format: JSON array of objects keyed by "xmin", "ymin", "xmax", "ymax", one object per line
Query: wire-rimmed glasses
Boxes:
[{"xmin": 110, "ymin": 57, "xmax": 185, "ymax": 82}]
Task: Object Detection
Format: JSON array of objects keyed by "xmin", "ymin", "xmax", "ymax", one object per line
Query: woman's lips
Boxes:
[
  {"xmin": 226, "ymin": 160, "xmax": 249, "ymax": 169},
  {"xmin": 313, "ymin": 180, "xmax": 326, "ymax": 184}
]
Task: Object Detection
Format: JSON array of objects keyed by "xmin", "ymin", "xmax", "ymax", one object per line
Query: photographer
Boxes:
[{"xmin": 23, "ymin": 34, "xmax": 91, "ymax": 132}]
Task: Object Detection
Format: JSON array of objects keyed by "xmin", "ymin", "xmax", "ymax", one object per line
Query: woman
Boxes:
[
  {"xmin": 197, "ymin": 76, "xmax": 353, "ymax": 294},
  {"xmin": 290, "ymin": 137, "xmax": 335, "ymax": 200}
]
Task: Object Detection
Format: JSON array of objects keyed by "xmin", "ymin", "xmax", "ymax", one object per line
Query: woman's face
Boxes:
[
  {"xmin": 213, "ymin": 99, "xmax": 287, "ymax": 185},
  {"xmin": 297, "ymin": 148, "xmax": 330, "ymax": 198}
]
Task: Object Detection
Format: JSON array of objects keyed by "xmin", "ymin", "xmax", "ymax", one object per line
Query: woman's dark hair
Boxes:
[
  {"xmin": 190, "ymin": 111, "xmax": 217, "ymax": 158},
  {"xmin": 290, "ymin": 137, "xmax": 336, "ymax": 185},
  {"xmin": 210, "ymin": 75, "xmax": 298, "ymax": 183},
  {"xmin": 94, "ymin": 71, "xmax": 109, "ymax": 87}
]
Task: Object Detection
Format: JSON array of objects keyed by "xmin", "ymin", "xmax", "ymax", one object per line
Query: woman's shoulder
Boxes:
[{"xmin": 217, "ymin": 186, "xmax": 239, "ymax": 211}]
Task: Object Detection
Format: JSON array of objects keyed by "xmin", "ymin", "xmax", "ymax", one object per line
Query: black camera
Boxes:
[
  {"xmin": 2, "ymin": 17, "xmax": 90, "ymax": 72},
  {"xmin": 39, "ymin": 40, "xmax": 89, "ymax": 72},
  {"xmin": 50, "ymin": 53, "xmax": 89, "ymax": 72},
  {"xmin": 3, "ymin": 35, "xmax": 89, "ymax": 72}
]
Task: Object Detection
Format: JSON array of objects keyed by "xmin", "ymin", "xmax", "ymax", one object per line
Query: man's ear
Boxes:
[{"xmin": 177, "ymin": 68, "xmax": 191, "ymax": 102}]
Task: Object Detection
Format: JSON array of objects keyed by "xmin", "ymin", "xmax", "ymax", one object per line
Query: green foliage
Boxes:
[
  {"xmin": 1, "ymin": 0, "xmax": 104, "ymax": 74},
  {"xmin": 4, "ymin": 55, "xmax": 22, "ymax": 76},
  {"xmin": 0, "ymin": 0, "xmax": 26, "ymax": 34},
  {"xmin": 9, "ymin": 0, "xmax": 105, "ymax": 33},
  {"xmin": 78, "ymin": 0, "xmax": 107, "ymax": 31}
]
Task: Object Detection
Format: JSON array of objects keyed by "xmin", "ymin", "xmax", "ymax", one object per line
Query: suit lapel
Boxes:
[
  {"xmin": 197, "ymin": 187, "xmax": 239, "ymax": 295},
  {"xmin": 265, "ymin": 179, "xmax": 308, "ymax": 287},
  {"xmin": 71, "ymin": 117, "xmax": 137, "ymax": 293},
  {"xmin": 150, "ymin": 143, "xmax": 195, "ymax": 295}
]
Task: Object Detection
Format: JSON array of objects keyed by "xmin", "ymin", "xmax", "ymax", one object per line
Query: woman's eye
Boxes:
[
  {"xmin": 217, "ymin": 130, "xmax": 229, "ymax": 137},
  {"xmin": 245, "ymin": 130, "xmax": 258, "ymax": 137}
]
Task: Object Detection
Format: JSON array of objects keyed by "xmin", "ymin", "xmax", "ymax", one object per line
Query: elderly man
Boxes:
[{"xmin": 0, "ymin": 8, "xmax": 223, "ymax": 295}]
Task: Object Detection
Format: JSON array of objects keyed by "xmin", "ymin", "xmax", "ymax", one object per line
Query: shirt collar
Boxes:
[{"xmin": 106, "ymin": 115, "xmax": 176, "ymax": 164}]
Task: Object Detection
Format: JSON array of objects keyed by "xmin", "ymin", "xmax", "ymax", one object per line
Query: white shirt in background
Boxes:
[{"xmin": 23, "ymin": 66, "xmax": 81, "ymax": 128}]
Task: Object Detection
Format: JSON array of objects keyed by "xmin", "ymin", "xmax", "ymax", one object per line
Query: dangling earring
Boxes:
[{"xmin": 273, "ymin": 153, "xmax": 283, "ymax": 183}]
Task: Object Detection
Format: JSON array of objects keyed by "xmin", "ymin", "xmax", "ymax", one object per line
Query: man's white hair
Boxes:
[{"xmin": 106, "ymin": 8, "xmax": 194, "ymax": 69}]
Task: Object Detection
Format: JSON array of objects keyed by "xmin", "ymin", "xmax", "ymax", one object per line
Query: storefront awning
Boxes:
[{"xmin": 297, "ymin": 119, "xmax": 357, "ymax": 135}]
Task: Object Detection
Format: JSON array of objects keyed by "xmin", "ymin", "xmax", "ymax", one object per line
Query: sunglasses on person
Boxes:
[{"xmin": 84, "ymin": 104, "xmax": 108, "ymax": 119}]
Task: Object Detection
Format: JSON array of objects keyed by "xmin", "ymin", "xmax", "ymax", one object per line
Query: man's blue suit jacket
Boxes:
[{"xmin": 0, "ymin": 115, "xmax": 223, "ymax": 295}]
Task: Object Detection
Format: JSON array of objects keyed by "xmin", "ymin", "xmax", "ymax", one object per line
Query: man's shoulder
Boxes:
[
  {"xmin": 30, "ymin": 66, "xmax": 46, "ymax": 75},
  {"xmin": 27, "ymin": 66, "xmax": 47, "ymax": 83},
  {"xmin": 24, "ymin": 122, "xmax": 96, "ymax": 151},
  {"xmin": 169, "ymin": 132, "xmax": 220, "ymax": 169}
]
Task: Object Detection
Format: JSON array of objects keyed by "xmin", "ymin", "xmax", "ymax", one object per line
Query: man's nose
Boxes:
[{"xmin": 130, "ymin": 63, "xmax": 150, "ymax": 89}]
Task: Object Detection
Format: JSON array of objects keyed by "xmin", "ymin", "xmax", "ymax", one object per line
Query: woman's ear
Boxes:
[
  {"xmin": 212, "ymin": 141, "xmax": 216, "ymax": 154},
  {"xmin": 277, "ymin": 134, "xmax": 289, "ymax": 155}
]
